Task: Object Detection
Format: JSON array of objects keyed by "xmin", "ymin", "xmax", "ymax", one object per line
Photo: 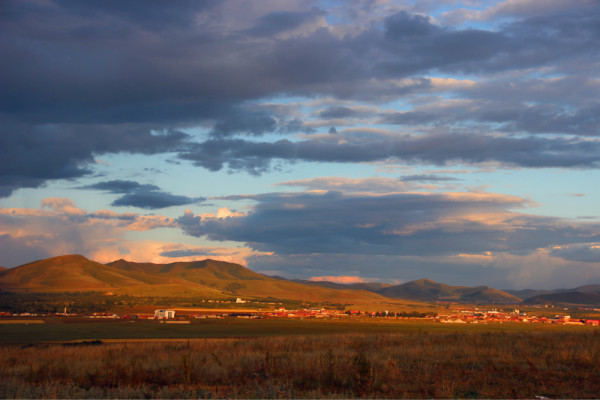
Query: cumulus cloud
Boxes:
[{"xmin": 0, "ymin": 198, "xmax": 177, "ymax": 267}]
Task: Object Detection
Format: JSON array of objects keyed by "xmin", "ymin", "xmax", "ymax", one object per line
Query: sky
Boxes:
[{"xmin": 1, "ymin": 0, "xmax": 599, "ymax": 290}]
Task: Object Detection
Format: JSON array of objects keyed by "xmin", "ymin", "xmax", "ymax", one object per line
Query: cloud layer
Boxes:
[
  {"xmin": 2, "ymin": 1, "xmax": 599, "ymax": 289},
  {"xmin": 2, "ymin": 0, "xmax": 600, "ymax": 194},
  {"xmin": 175, "ymin": 188, "xmax": 600, "ymax": 288}
]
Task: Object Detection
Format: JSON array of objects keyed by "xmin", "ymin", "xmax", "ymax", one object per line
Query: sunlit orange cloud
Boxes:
[
  {"xmin": 0, "ymin": 198, "xmax": 183, "ymax": 265},
  {"xmin": 385, "ymin": 212, "xmax": 527, "ymax": 236},
  {"xmin": 452, "ymin": 252, "xmax": 494, "ymax": 264},
  {"xmin": 184, "ymin": 207, "xmax": 246, "ymax": 220},
  {"xmin": 309, "ymin": 276, "xmax": 370, "ymax": 284},
  {"xmin": 427, "ymin": 77, "xmax": 477, "ymax": 90},
  {"xmin": 40, "ymin": 197, "xmax": 86, "ymax": 215}
]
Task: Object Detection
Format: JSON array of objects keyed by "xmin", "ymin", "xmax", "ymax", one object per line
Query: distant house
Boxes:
[{"xmin": 154, "ymin": 309, "xmax": 175, "ymax": 319}]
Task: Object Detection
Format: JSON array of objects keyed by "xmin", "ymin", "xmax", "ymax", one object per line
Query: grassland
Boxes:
[
  {"xmin": 1, "ymin": 324, "xmax": 598, "ymax": 399},
  {"xmin": 0, "ymin": 317, "xmax": 585, "ymax": 345}
]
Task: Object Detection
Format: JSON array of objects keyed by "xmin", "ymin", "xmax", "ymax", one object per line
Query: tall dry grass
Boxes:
[{"xmin": 1, "ymin": 331, "xmax": 599, "ymax": 398}]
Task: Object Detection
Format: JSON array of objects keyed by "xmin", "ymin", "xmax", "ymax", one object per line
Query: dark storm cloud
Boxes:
[
  {"xmin": 244, "ymin": 9, "xmax": 326, "ymax": 37},
  {"xmin": 3, "ymin": 2, "xmax": 596, "ymax": 125},
  {"xmin": 179, "ymin": 132, "xmax": 600, "ymax": 173},
  {"xmin": 0, "ymin": 123, "xmax": 188, "ymax": 197},
  {"xmin": 2, "ymin": 1, "xmax": 599, "ymax": 194},
  {"xmin": 211, "ymin": 109, "xmax": 277, "ymax": 137},
  {"xmin": 52, "ymin": 0, "xmax": 217, "ymax": 31},
  {"xmin": 178, "ymin": 190, "xmax": 600, "ymax": 257},
  {"xmin": 319, "ymin": 106, "xmax": 360, "ymax": 119},
  {"xmin": 82, "ymin": 180, "xmax": 203, "ymax": 210}
]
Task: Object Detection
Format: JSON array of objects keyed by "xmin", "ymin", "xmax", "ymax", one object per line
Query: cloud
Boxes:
[
  {"xmin": 0, "ymin": 123, "xmax": 189, "ymax": 197},
  {"xmin": 178, "ymin": 189, "xmax": 600, "ymax": 257},
  {"xmin": 550, "ymin": 244, "xmax": 600, "ymax": 264},
  {"xmin": 81, "ymin": 180, "xmax": 203, "ymax": 209},
  {"xmin": 309, "ymin": 276, "xmax": 370, "ymax": 284},
  {"xmin": 275, "ymin": 177, "xmax": 416, "ymax": 192},
  {"xmin": 441, "ymin": 0, "xmax": 598, "ymax": 25},
  {"xmin": 2, "ymin": 2, "xmax": 599, "ymax": 195},
  {"xmin": 0, "ymin": 198, "xmax": 177, "ymax": 267},
  {"xmin": 244, "ymin": 8, "xmax": 326, "ymax": 37},
  {"xmin": 179, "ymin": 132, "xmax": 600, "ymax": 174}
]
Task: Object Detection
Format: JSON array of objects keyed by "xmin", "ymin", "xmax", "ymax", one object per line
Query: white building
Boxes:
[{"xmin": 154, "ymin": 309, "xmax": 175, "ymax": 319}]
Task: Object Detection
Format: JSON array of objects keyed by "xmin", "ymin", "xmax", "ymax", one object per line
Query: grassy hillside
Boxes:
[
  {"xmin": 108, "ymin": 259, "xmax": 390, "ymax": 303},
  {"xmin": 0, "ymin": 256, "xmax": 396, "ymax": 305},
  {"xmin": 0, "ymin": 255, "xmax": 150, "ymax": 290}
]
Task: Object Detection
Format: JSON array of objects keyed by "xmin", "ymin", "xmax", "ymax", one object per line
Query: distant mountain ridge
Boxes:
[
  {"xmin": 292, "ymin": 277, "xmax": 520, "ymax": 304},
  {"xmin": 377, "ymin": 279, "xmax": 521, "ymax": 303},
  {"xmin": 521, "ymin": 291, "xmax": 600, "ymax": 306}
]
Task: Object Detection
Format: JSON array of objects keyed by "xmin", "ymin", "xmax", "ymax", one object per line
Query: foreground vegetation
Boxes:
[{"xmin": 2, "ymin": 329, "xmax": 598, "ymax": 398}]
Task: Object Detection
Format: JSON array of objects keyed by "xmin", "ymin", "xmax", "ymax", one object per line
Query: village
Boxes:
[{"xmin": 3, "ymin": 300, "xmax": 600, "ymax": 326}]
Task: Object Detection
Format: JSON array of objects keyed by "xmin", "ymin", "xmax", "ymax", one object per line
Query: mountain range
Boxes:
[
  {"xmin": 1, "ymin": 255, "xmax": 598, "ymax": 306},
  {"xmin": 295, "ymin": 278, "xmax": 521, "ymax": 304}
]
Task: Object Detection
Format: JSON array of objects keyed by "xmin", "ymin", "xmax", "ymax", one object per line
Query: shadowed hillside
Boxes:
[
  {"xmin": 509, "ymin": 284, "xmax": 600, "ymax": 304},
  {"xmin": 378, "ymin": 279, "xmax": 521, "ymax": 303},
  {"xmin": 522, "ymin": 291, "xmax": 600, "ymax": 306},
  {"xmin": 291, "ymin": 279, "xmax": 391, "ymax": 292}
]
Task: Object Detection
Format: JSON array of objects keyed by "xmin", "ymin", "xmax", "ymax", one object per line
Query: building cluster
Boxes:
[
  {"xmin": 2, "ymin": 305, "xmax": 599, "ymax": 326},
  {"xmin": 434, "ymin": 308, "xmax": 600, "ymax": 325}
]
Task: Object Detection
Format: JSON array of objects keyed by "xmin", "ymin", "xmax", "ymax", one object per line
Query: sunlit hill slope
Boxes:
[{"xmin": 0, "ymin": 255, "xmax": 390, "ymax": 303}]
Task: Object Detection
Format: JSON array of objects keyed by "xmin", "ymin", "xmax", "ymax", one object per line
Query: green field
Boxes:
[{"xmin": 0, "ymin": 317, "xmax": 593, "ymax": 345}]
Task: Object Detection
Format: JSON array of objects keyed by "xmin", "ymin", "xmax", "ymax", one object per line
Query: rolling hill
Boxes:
[
  {"xmin": 107, "ymin": 259, "xmax": 391, "ymax": 303},
  {"xmin": 508, "ymin": 284, "xmax": 600, "ymax": 306},
  {"xmin": 0, "ymin": 255, "xmax": 152, "ymax": 291},
  {"xmin": 0, "ymin": 255, "xmax": 392, "ymax": 304},
  {"xmin": 377, "ymin": 279, "xmax": 522, "ymax": 303}
]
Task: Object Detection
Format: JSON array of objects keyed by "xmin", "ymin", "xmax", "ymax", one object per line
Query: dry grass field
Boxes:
[{"xmin": 1, "ymin": 329, "xmax": 598, "ymax": 398}]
